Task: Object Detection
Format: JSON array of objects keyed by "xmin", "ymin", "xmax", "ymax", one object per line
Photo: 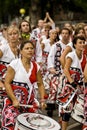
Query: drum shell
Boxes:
[
  {"xmin": 14, "ymin": 113, "xmax": 61, "ymax": 130},
  {"xmin": 71, "ymin": 94, "xmax": 85, "ymax": 124},
  {"xmin": 15, "ymin": 121, "xmax": 32, "ymax": 130}
]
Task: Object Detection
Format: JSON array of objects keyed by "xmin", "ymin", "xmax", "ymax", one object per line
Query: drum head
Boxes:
[{"xmin": 17, "ymin": 113, "xmax": 61, "ymax": 130}]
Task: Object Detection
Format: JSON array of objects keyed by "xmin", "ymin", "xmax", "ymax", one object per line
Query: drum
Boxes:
[
  {"xmin": 15, "ymin": 113, "xmax": 61, "ymax": 130},
  {"xmin": 56, "ymin": 69, "xmax": 81, "ymax": 108},
  {"xmin": 56, "ymin": 83, "xmax": 77, "ymax": 108},
  {"xmin": 0, "ymin": 87, "xmax": 6, "ymax": 112},
  {"xmin": 71, "ymin": 94, "xmax": 85, "ymax": 124}
]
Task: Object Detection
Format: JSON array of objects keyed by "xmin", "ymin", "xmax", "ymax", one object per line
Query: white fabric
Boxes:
[
  {"xmin": 0, "ymin": 44, "xmax": 18, "ymax": 63},
  {"xmin": 35, "ymin": 39, "xmax": 42, "ymax": 63},
  {"xmin": 66, "ymin": 42, "xmax": 74, "ymax": 51},
  {"xmin": 42, "ymin": 39, "xmax": 52, "ymax": 53},
  {"xmin": 47, "ymin": 40, "xmax": 66, "ymax": 69},
  {"xmin": 66, "ymin": 50, "xmax": 83, "ymax": 72},
  {"xmin": 9, "ymin": 58, "xmax": 40, "ymax": 83}
]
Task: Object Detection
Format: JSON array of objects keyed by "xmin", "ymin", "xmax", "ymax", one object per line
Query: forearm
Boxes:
[
  {"xmin": 38, "ymin": 83, "xmax": 45, "ymax": 100},
  {"xmin": 5, "ymin": 82, "xmax": 16, "ymax": 101},
  {"xmin": 64, "ymin": 69, "xmax": 73, "ymax": 83}
]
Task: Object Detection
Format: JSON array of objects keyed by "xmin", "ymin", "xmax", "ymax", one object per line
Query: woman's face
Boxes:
[
  {"xmin": 7, "ymin": 29, "xmax": 19, "ymax": 43},
  {"xmin": 74, "ymin": 39, "xmax": 85, "ymax": 51},
  {"xmin": 21, "ymin": 43, "xmax": 34, "ymax": 59},
  {"xmin": 77, "ymin": 29, "xmax": 85, "ymax": 37},
  {"xmin": 21, "ymin": 22, "xmax": 30, "ymax": 33}
]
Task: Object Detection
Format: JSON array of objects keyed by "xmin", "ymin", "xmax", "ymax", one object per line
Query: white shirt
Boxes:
[
  {"xmin": 47, "ymin": 40, "xmax": 66, "ymax": 69},
  {"xmin": 0, "ymin": 44, "xmax": 18, "ymax": 63},
  {"xmin": 9, "ymin": 58, "xmax": 40, "ymax": 83},
  {"xmin": 66, "ymin": 50, "xmax": 83, "ymax": 72}
]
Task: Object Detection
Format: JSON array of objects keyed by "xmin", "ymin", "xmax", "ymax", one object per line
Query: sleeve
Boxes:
[
  {"xmin": 66, "ymin": 42, "xmax": 74, "ymax": 51},
  {"xmin": 0, "ymin": 44, "xmax": 7, "ymax": 53},
  {"xmin": 35, "ymin": 40, "xmax": 42, "ymax": 63},
  {"xmin": 66, "ymin": 51, "xmax": 75, "ymax": 60},
  {"xmin": 47, "ymin": 44, "xmax": 57, "ymax": 69},
  {"xmin": 9, "ymin": 59, "xmax": 18, "ymax": 72}
]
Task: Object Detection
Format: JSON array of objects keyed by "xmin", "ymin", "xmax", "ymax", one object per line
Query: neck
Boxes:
[
  {"xmin": 62, "ymin": 39, "xmax": 69, "ymax": 45},
  {"xmin": 76, "ymin": 50, "xmax": 82, "ymax": 59},
  {"xmin": 21, "ymin": 58, "xmax": 31, "ymax": 72},
  {"xmin": 21, "ymin": 58, "xmax": 31, "ymax": 65},
  {"xmin": 9, "ymin": 42, "xmax": 18, "ymax": 48}
]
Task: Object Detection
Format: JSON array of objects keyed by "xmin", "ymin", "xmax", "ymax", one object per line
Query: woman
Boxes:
[
  {"xmin": 19, "ymin": 19, "xmax": 42, "ymax": 65},
  {"xmin": 2, "ymin": 40, "xmax": 46, "ymax": 130},
  {"xmin": 61, "ymin": 35, "xmax": 86, "ymax": 130},
  {"xmin": 83, "ymin": 63, "xmax": 87, "ymax": 130},
  {"xmin": 60, "ymin": 26, "xmax": 86, "ymax": 69},
  {"xmin": 0, "ymin": 25, "xmax": 19, "ymax": 89}
]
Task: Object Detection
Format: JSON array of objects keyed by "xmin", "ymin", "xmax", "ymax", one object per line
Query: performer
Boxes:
[
  {"xmin": 19, "ymin": 19, "xmax": 42, "ymax": 65},
  {"xmin": 47, "ymin": 27, "xmax": 71, "ymax": 117},
  {"xmin": 2, "ymin": 40, "xmax": 46, "ymax": 130},
  {"xmin": 83, "ymin": 63, "xmax": 87, "ymax": 130},
  {"xmin": 61, "ymin": 35, "xmax": 86, "ymax": 130},
  {"xmin": 0, "ymin": 25, "xmax": 19, "ymax": 89}
]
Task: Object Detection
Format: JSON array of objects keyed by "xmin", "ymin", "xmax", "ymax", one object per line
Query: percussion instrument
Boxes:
[
  {"xmin": 71, "ymin": 94, "xmax": 85, "ymax": 124},
  {"xmin": 56, "ymin": 83, "xmax": 77, "ymax": 108},
  {"xmin": 15, "ymin": 113, "xmax": 61, "ymax": 130},
  {"xmin": 56, "ymin": 69, "xmax": 81, "ymax": 108}
]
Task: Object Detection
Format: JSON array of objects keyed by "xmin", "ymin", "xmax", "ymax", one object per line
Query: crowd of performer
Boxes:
[{"xmin": 0, "ymin": 12, "xmax": 87, "ymax": 130}]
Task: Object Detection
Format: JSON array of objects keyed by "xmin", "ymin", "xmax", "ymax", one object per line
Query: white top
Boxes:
[
  {"xmin": 47, "ymin": 40, "xmax": 66, "ymax": 69},
  {"xmin": 0, "ymin": 32, "xmax": 7, "ymax": 45},
  {"xmin": 42, "ymin": 39, "xmax": 52, "ymax": 53},
  {"xmin": 9, "ymin": 58, "xmax": 40, "ymax": 83},
  {"xmin": 66, "ymin": 50, "xmax": 83, "ymax": 72},
  {"xmin": 35, "ymin": 39, "xmax": 42, "ymax": 63},
  {"xmin": 66, "ymin": 42, "xmax": 74, "ymax": 51},
  {"xmin": 0, "ymin": 44, "xmax": 18, "ymax": 63}
]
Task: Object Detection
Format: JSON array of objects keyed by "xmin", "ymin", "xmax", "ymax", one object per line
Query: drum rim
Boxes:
[
  {"xmin": 71, "ymin": 110, "xmax": 84, "ymax": 124},
  {"xmin": 16, "ymin": 113, "xmax": 61, "ymax": 130},
  {"xmin": 16, "ymin": 119, "xmax": 34, "ymax": 130}
]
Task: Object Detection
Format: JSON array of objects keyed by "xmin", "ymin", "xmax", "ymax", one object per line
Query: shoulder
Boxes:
[
  {"xmin": 9, "ymin": 59, "xmax": 20, "ymax": 68},
  {"xmin": 66, "ymin": 50, "xmax": 75, "ymax": 59}
]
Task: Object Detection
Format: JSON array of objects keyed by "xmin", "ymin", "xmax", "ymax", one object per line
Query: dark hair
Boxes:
[
  {"xmin": 20, "ymin": 40, "xmax": 35, "ymax": 50},
  {"xmin": 60, "ymin": 27, "xmax": 71, "ymax": 35},
  {"xmin": 72, "ymin": 35, "xmax": 85, "ymax": 48},
  {"xmin": 19, "ymin": 19, "xmax": 31, "ymax": 32},
  {"xmin": 74, "ymin": 27, "xmax": 85, "ymax": 36}
]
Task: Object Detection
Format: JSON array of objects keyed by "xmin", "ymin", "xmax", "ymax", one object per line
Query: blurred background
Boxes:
[{"xmin": 0, "ymin": 0, "xmax": 87, "ymax": 27}]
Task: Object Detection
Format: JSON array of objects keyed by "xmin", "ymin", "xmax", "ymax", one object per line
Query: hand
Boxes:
[
  {"xmin": 40, "ymin": 99, "xmax": 47, "ymax": 110},
  {"xmin": 49, "ymin": 68, "xmax": 57, "ymax": 75},
  {"xmin": 40, "ymin": 102, "xmax": 47, "ymax": 110}
]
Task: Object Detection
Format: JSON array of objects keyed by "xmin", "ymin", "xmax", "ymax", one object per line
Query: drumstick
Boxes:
[
  {"xmin": 20, "ymin": 104, "xmax": 40, "ymax": 108},
  {"xmin": 19, "ymin": 104, "xmax": 33, "ymax": 108},
  {"xmin": 19, "ymin": 104, "xmax": 42, "ymax": 114}
]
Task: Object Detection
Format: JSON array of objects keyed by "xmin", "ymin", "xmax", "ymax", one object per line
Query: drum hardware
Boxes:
[{"xmin": 71, "ymin": 94, "xmax": 85, "ymax": 124}]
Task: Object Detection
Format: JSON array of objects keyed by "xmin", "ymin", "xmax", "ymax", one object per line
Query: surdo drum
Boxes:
[
  {"xmin": 15, "ymin": 113, "xmax": 61, "ymax": 130},
  {"xmin": 71, "ymin": 94, "xmax": 85, "ymax": 124}
]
